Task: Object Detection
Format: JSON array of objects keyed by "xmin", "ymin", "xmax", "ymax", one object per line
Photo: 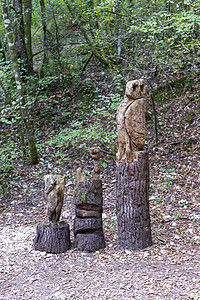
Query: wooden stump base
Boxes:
[
  {"xmin": 116, "ymin": 151, "xmax": 152, "ymax": 250},
  {"xmin": 33, "ymin": 222, "xmax": 71, "ymax": 253},
  {"xmin": 74, "ymin": 231, "xmax": 105, "ymax": 252}
]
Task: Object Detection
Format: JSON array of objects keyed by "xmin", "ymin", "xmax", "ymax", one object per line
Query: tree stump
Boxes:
[
  {"xmin": 33, "ymin": 222, "xmax": 71, "ymax": 254},
  {"xmin": 73, "ymin": 179, "xmax": 105, "ymax": 252},
  {"xmin": 116, "ymin": 151, "xmax": 152, "ymax": 249}
]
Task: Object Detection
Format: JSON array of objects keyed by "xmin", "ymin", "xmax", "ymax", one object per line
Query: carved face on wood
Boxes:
[{"xmin": 125, "ymin": 79, "xmax": 147, "ymax": 100}]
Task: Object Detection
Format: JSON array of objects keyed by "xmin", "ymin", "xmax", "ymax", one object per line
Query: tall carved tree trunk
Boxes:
[
  {"xmin": 116, "ymin": 79, "xmax": 152, "ymax": 250},
  {"xmin": 2, "ymin": 0, "xmax": 38, "ymax": 165}
]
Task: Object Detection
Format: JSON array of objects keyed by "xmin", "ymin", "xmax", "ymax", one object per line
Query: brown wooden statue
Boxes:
[
  {"xmin": 34, "ymin": 174, "xmax": 71, "ymax": 253},
  {"xmin": 44, "ymin": 175, "xmax": 66, "ymax": 224},
  {"xmin": 116, "ymin": 79, "xmax": 147, "ymax": 164},
  {"xmin": 116, "ymin": 79, "xmax": 152, "ymax": 250}
]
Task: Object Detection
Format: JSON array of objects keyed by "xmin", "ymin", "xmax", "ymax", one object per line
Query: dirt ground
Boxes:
[{"xmin": 0, "ymin": 212, "xmax": 199, "ymax": 299}]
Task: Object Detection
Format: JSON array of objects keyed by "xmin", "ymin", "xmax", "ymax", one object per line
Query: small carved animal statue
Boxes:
[
  {"xmin": 116, "ymin": 79, "xmax": 147, "ymax": 164},
  {"xmin": 89, "ymin": 147, "xmax": 101, "ymax": 180},
  {"xmin": 44, "ymin": 175, "xmax": 66, "ymax": 223}
]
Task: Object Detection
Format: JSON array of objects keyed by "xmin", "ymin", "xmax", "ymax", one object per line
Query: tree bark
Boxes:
[
  {"xmin": 34, "ymin": 222, "xmax": 71, "ymax": 253},
  {"xmin": 73, "ymin": 180, "xmax": 105, "ymax": 252},
  {"xmin": 39, "ymin": 0, "xmax": 48, "ymax": 75},
  {"xmin": 74, "ymin": 231, "xmax": 105, "ymax": 253},
  {"xmin": 0, "ymin": 40, "xmax": 6, "ymax": 61},
  {"xmin": 12, "ymin": 0, "xmax": 33, "ymax": 74},
  {"xmin": 116, "ymin": 151, "xmax": 152, "ymax": 249},
  {"xmin": 23, "ymin": 0, "xmax": 33, "ymax": 68},
  {"xmin": 2, "ymin": 0, "xmax": 38, "ymax": 165}
]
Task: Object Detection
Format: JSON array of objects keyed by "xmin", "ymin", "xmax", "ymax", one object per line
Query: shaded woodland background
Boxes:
[{"xmin": 0, "ymin": 0, "xmax": 199, "ymax": 200}]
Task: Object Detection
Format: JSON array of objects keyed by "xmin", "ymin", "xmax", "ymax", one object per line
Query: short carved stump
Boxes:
[
  {"xmin": 33, "ymin": 222, "xmax": 71, "ymax": 253},
  {"xmin": 73, "ymin": 180, "xmax": 105, "ymax": 252}
]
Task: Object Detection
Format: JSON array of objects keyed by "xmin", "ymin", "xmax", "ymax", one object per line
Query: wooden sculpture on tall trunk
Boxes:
[
  {"xmin": 34, "ymin": 175, "xmax": 71, "ymax": 253},
  {"xmin": 116, "ymin": 79, "xmax": 152, "ymax": 250}
]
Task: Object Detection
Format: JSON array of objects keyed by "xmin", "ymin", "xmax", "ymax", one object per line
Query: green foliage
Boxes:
[
  {"xmin": 38, "ymin": 74, "xmax": 124, "ymax": 159},
  {"xmin": 0, "ymin": 60, "xmax": 17, "ymax": 106},
  {"xmin": 187, "ymin": 111, "xmax": 195, "ymax": 124},
  {"xmin": 127, "ymin": 1, "xmax": 200, "ymax": 87},
  {"xmin": 0, "ymin": 140, "xmax": 16, "ymax": 198}
]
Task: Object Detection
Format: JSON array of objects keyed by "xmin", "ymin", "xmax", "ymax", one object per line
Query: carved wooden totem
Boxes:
[
  {"xmin": 73, "ymin": 148, "xmax": 105, "ymax": 252},
  {"xmin": 116, "ymin": 79, "xmax": 152, "ymax": 250},
  {"xmin": 34, "ymin": 175, "xmax": 71, "ymax": 253}
]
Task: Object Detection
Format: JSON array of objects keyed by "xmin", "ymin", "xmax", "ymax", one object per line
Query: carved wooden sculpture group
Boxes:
[{"xmin": 34, "ymin": 78, "xmax": 152, "ymax": 253}]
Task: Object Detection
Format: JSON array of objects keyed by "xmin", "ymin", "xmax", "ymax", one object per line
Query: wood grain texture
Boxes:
[
  {"xmin": 73, "ymin": 179, "xmax": 105, "ymax": 252},
  {"xmin": 116, "ymin": 79, "xmax": 147, "ymax": 164},
  {"xmin": 116, "ymin": 151, "xmax": 152, "ymax": 250},
  {"xmin": 34, "ymin": 222, "xmax": 71, "ymax": 253},
  {"xmin": 44, "ymin": 175, "xmax": 65, "ymax": 224}
]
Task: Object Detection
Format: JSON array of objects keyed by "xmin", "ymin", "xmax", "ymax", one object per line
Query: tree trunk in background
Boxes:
[
  {"xmin": 49, "ymin": 0, "xmax": 61, "ymax": 64},
  {"xmin": 39, "ymin": 0, "xmax": 48, "ymax": 75},
  {"xmin": 115, "ymin": 0, "xmax": 122, "ymax": 58},
  {"xmin": 2, "ymin": 0, "xmax": 38, "ymax": 165},
  {"xmin": 0, "ymin": 40, "xmax": 6, "ymax": 61},
  {"xmin": 13, "ymin": 0, "xmax": 33, "ymax": 74},
  {"xmin": 23, "ymin": 0, "xmax": 33, "ymax": 69}
]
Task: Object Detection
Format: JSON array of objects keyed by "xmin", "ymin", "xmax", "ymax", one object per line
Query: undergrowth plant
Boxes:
[
  {"xmin": 0, "ymin": 141, "xmax": 17, "ymax": 199},
  {"xmin": 39, "ymin": 74, "xmax": 124, "ymax": 160}
]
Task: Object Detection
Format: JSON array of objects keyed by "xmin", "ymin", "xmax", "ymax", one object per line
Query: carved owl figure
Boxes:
[
  {"xmin": 44, "ymin": 175, "xmax": 66, "ymax": 223},
  {"xmin": 116, "ymin": 79, "xmax": 147, "ymax": 164},
  {"xmin": 125, "ymin": 79, "xmax": 147, "ymax": 100}
]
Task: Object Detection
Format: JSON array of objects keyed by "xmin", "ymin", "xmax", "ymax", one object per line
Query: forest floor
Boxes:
[{"xmin": 0, "ymin": 75, "xmax": 199, "ymax": 299}]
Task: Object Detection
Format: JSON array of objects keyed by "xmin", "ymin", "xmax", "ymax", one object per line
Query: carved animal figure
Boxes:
[
  {"xmin": 44, "ymin": 175, "xmax": 66, "ymax": 223},
  {"xmin": 90, "ymin": 147, "xmax": 101, "ymax": 180},
  {"xmin": 116, "ymin": 79, "xmax": 147, "ymax": 164}
]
